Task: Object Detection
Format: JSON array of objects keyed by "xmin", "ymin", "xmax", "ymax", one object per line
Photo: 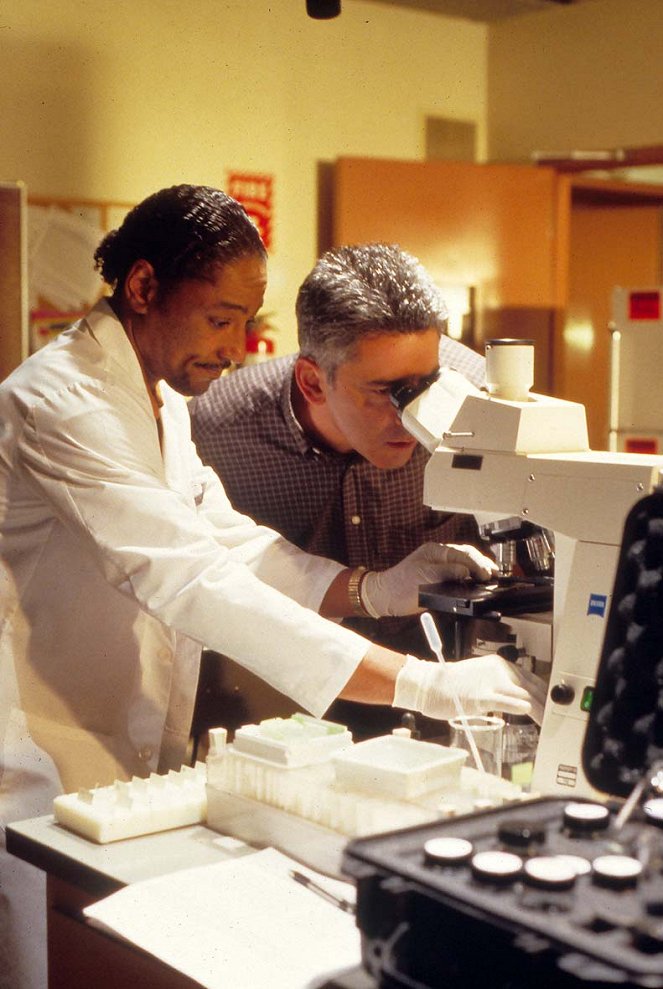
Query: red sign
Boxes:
[
  {"xmin": 625, "ymin": 437, "xmax": 659, "ymax": 454},
  {"xmin": 227, "ymin": 172, "xmax": 273, "ymax": 250},
  {"xmin": 628, "ymin": 290, "xmax": 661, "ymax": 320}
]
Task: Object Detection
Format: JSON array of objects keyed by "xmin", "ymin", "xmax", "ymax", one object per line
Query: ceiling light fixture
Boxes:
[{"xmin": 306, "ymin": 0, "xmax": 341, "ymax": 18}]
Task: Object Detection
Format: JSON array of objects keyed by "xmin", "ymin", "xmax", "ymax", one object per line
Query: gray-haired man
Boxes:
[{"xmin": 190, "ymin": 243, "xmax": 489, "ymax": 735}]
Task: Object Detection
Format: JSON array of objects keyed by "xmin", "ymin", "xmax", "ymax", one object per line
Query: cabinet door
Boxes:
[
  {"xmin": 332, "ymin": 157, "xmax": 561, "ymax": 392},
  {"xmin": 0, "ymin": 181, "xmax": 28, "ymax": 381}
]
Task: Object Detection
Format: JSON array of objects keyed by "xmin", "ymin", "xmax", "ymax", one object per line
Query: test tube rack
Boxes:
[{"xmin": 53, "ymin": 762, "xmax": 207, "ymax": 843}]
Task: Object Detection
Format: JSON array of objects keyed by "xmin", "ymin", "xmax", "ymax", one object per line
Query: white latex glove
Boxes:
[
  {"xmin": 361, "ymin": 543, "xmax": 498, "ymax": 618},
  {"xmin": 393, "ymin": 654, "xmax": 538, "ymax": 721},
  {"xmin": 506, "ymin": 664, "xmax": 548, "ymax": 725}
]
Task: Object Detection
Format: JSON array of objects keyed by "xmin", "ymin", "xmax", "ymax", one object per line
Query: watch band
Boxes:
[{"xmin": 347, "ymin": 565, "xmax": 370, "ymax": 618}]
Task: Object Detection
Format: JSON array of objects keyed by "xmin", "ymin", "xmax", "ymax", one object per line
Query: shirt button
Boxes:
[
  {"xmin": 157, "ymin": 648, "xmax": 172, "ymax": 661},
  {"xmin": 351, "ymin": 515, "xmax": 361, "ymax": 525},
  {"xmin": 139, "ymin": 746, "xmax": 154, "ymax": 762}
]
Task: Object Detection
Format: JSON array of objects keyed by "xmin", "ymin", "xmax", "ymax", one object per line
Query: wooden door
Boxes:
[
  {"xmin": 331, "ymin": 159, "xmax": 663, "ymax": 436},
  {"xmin": 332, "ymin": 156, "xmax": 562, "ymax": 392}
]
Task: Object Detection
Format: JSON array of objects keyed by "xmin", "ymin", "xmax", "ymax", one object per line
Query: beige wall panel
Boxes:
[
  {"xmin": 488, "ymin": 0, "xmax": 663, "ymax": 163},
  {"xmin": 0, "ymin": 0, "xmax": 487, "ymax": 357}
]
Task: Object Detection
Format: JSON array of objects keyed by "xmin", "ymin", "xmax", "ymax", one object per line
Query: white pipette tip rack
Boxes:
[
  {"xmin": 206, "ymin": 715, "xmax": 526, "ymax": 857},
  {"xmin": 53, "ymin": 762, "xmax": 207, "ymax": 843},
  {"xmin": 231, "ymin": 712, "xmax": 353, "ymax": 767}
]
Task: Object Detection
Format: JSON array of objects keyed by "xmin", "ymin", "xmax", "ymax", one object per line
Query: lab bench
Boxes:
[{"xmin": 6, "ymin": 815, "xmax": 375, "ymax": 989}]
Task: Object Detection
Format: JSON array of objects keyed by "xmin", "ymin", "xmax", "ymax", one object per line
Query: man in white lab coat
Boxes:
[{"xmin": 0, "ymin": 185, "xmax": 540, "ymax": 988}]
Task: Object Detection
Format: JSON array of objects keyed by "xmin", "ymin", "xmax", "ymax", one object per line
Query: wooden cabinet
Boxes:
[
  {"xmin": 0, "ymin": 181, "xmax": 28, "ymax": 381},
  {"xmin": 330, "ymin": 157, "xmax": 663, "ymax": 448}
]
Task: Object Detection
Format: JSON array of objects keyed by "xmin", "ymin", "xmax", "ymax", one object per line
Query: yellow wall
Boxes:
[
  {"xmin": 0, "ymin": 0, "xmax": 487, "ymax": 353},
  {"xmin": 4, "ymin": 0, "xmax": 663, "ymax": 352},
  {"xmin": 488, "ymin": 0, "xmax": 663, "ymax": 163}
]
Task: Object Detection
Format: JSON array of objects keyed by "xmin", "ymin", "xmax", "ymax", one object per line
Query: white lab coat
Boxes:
[{"xmin": 0, "ymin": 300, "xmax": 369, "ymax": 988}]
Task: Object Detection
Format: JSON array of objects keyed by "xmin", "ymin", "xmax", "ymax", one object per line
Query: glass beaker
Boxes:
[{"xmin": 449, "ymin": 715, "xmax": 504, "ymax": 776}]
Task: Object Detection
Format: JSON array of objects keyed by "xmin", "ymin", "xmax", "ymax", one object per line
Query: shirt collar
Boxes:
[
  {"xmin": 279, "ymin": 360, "xmax": 361, "ymax": 463},
  {"xmin": 278, "ymin": 361, "xmax": 317, "ymax": 455}
]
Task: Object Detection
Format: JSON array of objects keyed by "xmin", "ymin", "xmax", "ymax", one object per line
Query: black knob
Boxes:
[
  {"xmin": 497, "ymin": 644, "xmax": 520, "ymax": 663},
  {"xmin": 550, "ymin": 682, "xmax": 575, "ymax": 705}
]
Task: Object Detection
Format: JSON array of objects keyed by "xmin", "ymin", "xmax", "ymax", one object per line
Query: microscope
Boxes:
[{"xmin": 399, "ymin": 339, "xmax": 663, "ymax": 796}]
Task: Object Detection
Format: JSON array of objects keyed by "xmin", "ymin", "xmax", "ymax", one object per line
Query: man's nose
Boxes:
[
  {"xmin": 220, "ymin": 323, "xmax": 247, "ymax": 366},
  {"xmin": 389, "ymin": 410, "xmax": 412, "ymax": 439}
]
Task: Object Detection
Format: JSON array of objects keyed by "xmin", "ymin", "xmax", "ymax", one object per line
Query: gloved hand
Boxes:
[
  {"xmin": 361, "ymin": 543, "xmax": 498, "ymax": 618},
  {"xmin": 393, "ymin": 653, "xmax": 544, "ymax": 722},
  {"xmin": 506, "ymin": 664, "xmax": 547, "ymax": 725}
]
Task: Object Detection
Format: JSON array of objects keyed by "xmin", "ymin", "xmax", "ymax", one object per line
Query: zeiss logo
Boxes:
[{"xmin": 587, "ymin": 594, "xmax": 608, "ymax": 617}]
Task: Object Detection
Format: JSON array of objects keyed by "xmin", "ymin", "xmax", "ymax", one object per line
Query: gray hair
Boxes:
[{"xmin": 296, "ymin": 243, "xmax": 448, "ymax": 378}]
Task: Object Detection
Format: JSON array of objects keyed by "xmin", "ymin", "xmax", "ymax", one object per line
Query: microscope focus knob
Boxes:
[{"xmin": 550, "ymin": 682, "xmax": 575, "ymax": 705}]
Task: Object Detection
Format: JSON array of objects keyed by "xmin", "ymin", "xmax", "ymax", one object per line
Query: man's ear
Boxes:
[
  {"xmin": 124, "ymin": 259, "xmax": 159, "ymax": 315},
  {"xmin": 294, "ymin": 355, "xmax": 329, "ymax": 406}
]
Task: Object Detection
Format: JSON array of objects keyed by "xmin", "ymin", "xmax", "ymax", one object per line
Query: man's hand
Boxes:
[
  {"xmin": 361, "ymin": 542, "xmax": 497, "ymax": 618},
  {"xmin": 393, "ymin": 653, "xmax": 544, "ymax": 721}
]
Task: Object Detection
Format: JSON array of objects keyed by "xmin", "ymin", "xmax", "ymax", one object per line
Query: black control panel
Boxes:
[{"xmin": 344, "ymin": 797, "xmax": 663, "ymax": 989}]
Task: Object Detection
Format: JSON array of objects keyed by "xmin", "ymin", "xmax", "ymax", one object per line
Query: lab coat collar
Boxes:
[{"xmin": 84, "ymin": 298, "xmax": 157, "ymax": 416}]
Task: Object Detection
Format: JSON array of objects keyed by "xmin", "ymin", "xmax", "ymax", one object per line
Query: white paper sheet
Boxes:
[
  {"xmin": 28, "ymin": 204, "xmax": 104, "ymax": 310},
  {"xmin": 83, "ymin": 847, "xmax": 361, "ymax": 989}
]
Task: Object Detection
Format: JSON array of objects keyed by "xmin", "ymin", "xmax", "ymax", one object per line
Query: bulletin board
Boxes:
[{"xmin": 27, "ymin": 194, "xmax": 134, "ymax": 354}]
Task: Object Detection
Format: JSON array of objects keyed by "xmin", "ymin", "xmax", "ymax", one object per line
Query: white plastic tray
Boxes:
[
  {"xmin": 232, "ymin": 713, "xmax": 353, "ymax": 767},
  {"xmin": 332, "ymin": 736, "xmax": 467, "ymax": 799}
]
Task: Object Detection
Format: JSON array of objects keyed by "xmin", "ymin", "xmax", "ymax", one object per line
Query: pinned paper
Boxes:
[{"xmin": 28, "ymin": 205, "xmax": 104, "ymax": 311}]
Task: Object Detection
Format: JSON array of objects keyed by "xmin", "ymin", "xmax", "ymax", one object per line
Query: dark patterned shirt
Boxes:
[{"xmin": 190, "ymin": 335, "xmax": 486, "ymax": 654}]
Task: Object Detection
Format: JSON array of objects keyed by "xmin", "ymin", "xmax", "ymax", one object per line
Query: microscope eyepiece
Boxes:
[{"xmin": 390, "ymin": 368, "xmax": 441, "ymax": 413}]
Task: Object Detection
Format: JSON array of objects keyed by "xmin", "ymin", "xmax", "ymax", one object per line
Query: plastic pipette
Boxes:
[{"xmin": 419, "ymin": 612, "xmax": 485, "ymax": 774}]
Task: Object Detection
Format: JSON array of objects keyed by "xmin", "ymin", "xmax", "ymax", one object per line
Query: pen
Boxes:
[{"xmin": 289, "ymin": 869, "xmax": 356, "ymax": 915}]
